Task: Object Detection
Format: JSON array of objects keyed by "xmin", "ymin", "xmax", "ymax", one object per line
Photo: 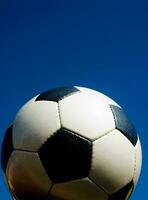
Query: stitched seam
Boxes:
[
  {"xmin": 57, "ymin": 90, "xmax": 81, "ymax": 102},
  {"xmin": 133, "ymin": 145, "xmax": 137, "ymax": 183},
  {"xmin": 64, "ymin": 128, "xmax": 89, "ymax": 140},
  {"xmin": 61, "ymin": 127, "xmax": 92, "ymax": 142},
  {"xmin": 46, "ymin": 183, "xmax": 54, "ymax": 199},
  {"xmin": 88, "ymin": 176, "xmax": 109, "ymax": 195},
  {"xmin": 14, "ymin": 148, "xmax": 37, "ymax": 153},
  {"xmin": 57, "ymin": 102, "xmax": 62, "ymax": 128},
  {"xmin": 92, "ymin": 128, "xmax": 115, "ymax": 142}
]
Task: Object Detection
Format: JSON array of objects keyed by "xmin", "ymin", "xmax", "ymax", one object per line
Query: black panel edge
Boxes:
[
  {"xmin": 109, "ymin": 181, "xmax": 134, "ymax": 200},
  {"xmin": 110, "ymin": 104, "xmax": 138, "ymax": 146},
  {"xmin": 35, "ymin": 86, "xmax": 80, "ymax": 102},
  {"xmin": 1, "ymin": 125, "xmax": 14, "ymax": 172},
  {"xmin": 38, "ymin": 128, "xmax": 92, "ymax": 183}
]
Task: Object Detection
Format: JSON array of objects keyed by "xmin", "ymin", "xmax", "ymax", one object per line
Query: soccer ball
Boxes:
[{"xmin": 1, "ymin": 86, "xmax": 142, "ymax": 200}]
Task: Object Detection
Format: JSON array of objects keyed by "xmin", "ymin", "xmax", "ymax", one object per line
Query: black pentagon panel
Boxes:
[
  {"xmin": 1, "ymin": 125, "xmax": 14, "ymax": 172},
  {"xmin": 39, "ymin": 128, "xmax": 92, "ymax": 183},
  {"xmin": 108, "ymin": 181, "xmax": 134, "ymax": 200},
  {"xmin": 35, "ymin": 87, "xmax": 80, "ymax": 102},
  {"xmin": 110, "ymin": 105, "xmax": 138, "ymax": 146}
]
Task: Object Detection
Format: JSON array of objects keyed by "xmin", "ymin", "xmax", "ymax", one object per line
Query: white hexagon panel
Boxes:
[
  {"xmin": 89, "ymin": 129, "xmax": 135, "ymax": 194},
  {"xmin": 6, "ymin": 150, "xmax": 52, "ymax": 199},
  {"xmin": 59, "ymin": 92, "xmax": 115, "ymax": 141},
  {"xmin": 49, "ymin": 178, "xmax": 108, "ymax": 200},
  {"xmin": 13, "ymin": 101, "xmax": 60, "ymax": 151},
  {"xmin": 75, "ymin": 86, "xmax": 120, "ymax": 107}
]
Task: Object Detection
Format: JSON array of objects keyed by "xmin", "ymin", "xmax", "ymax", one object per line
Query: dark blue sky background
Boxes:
[{"xmin": 0, "ymin": 0, "xmax": 147, "ymax": 199}]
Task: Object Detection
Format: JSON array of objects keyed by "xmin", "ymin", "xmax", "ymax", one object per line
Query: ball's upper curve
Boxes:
[{"xmin": 1, "ymin": 86, "xmax": 142, "ymax": 200}]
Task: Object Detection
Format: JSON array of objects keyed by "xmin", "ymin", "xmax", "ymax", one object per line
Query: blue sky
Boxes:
[{"xmin": 0, "ymin": 0, "xmax": 147, "ymax": 199}]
